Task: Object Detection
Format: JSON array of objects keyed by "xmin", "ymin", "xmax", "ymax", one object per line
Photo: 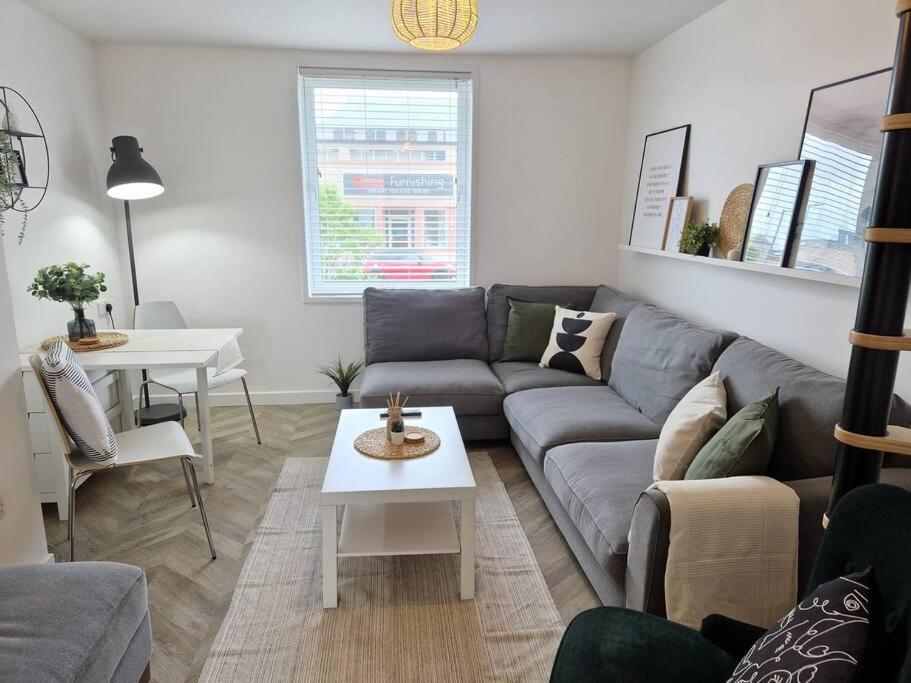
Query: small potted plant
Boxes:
[
  {"xmin": 317, "ymin": 356, "xmax": 364, "ymax": 410},
  {"xmin": 678, "ymin": 219, "xmax": 720, "ymax": 256},
  {"xmin": 27, "ymin": 262, "xmax": 107, "ymax": 341}
]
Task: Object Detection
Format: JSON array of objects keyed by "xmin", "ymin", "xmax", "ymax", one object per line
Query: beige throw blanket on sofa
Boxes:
[{"xmin": 653, "ymin": 476, "xmax": 800, "ymax": 630}]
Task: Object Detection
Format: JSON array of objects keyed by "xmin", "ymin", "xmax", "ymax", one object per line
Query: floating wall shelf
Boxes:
[{"xmin": 619, "ymin": 244, "xmax": 862, "ymax": 289}]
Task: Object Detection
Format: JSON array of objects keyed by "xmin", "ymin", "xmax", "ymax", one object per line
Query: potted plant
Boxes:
[
  {"xmin": 0, "ymin": 132, "xmax": 30, "ymax": 244},
  {"xmin": 27, "ymin": 262, "xmax": 107, "ymax": 341},
  {"xmin": 317, "ymin": 356, "xmax": 364, "ymax": 410},
  {"xmin": 678, "ymin": 219, "xmax": 720, "ymax": 256}
]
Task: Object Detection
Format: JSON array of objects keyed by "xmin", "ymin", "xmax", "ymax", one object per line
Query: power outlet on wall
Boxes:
[
  {"xmin": 96, "ymin": 300, "xmax": 112, "ymax": 324},
  {"xmin": 0, "ymin": 498, "xmax": 5, "ymax": 520}
]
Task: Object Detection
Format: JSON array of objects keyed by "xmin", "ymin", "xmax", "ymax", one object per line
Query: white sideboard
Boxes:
[{"xmin": 21, "ymin": 367, "xmax": 131, "ymax": 520}]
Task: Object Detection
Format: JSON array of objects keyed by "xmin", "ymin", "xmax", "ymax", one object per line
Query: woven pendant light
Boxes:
[{"xmin": 391, "ymin": 0, "xmax": 478, "ymax": 51}]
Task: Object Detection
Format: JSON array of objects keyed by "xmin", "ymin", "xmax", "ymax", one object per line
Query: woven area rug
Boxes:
[{"xmin": 200, "ymin": 452, "xmax": 565, "ymax": 682}]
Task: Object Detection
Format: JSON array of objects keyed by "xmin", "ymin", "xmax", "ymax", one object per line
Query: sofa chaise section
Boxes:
[
  {"xmin": 625, "ymin": 336, "xmax": 911, "ymax": 615},
  {"xmin": 359, "ymin": 286, "xmax": 507, "ymax": 439}
]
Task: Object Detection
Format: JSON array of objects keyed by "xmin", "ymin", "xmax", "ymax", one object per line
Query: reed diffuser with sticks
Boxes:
[{"xmin": 386, "ymin": 392, "xmax": 408, "ymax": 445}]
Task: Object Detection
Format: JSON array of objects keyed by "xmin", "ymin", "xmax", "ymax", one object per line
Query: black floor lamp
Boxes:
[{"xmin": 106, "ymin": 135, "xmax": 183, "ymax": 425}]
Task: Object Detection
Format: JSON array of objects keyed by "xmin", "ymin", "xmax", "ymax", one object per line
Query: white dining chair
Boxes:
[
  {"xmin": 30, "ymin": 354, "xmax": 216, "ymax": 562},
  {"xmin": 133, "ymin": 301, "xmax": 261, "ymax": 444}
]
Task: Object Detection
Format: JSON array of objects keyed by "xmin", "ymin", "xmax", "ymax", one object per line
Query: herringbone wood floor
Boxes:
[{"xmin": 42, "ymin": 405, "xmax": 598, "ymax": 682}]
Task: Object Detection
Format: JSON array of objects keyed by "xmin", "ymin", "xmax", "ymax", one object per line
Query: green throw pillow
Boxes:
[
  {"xmin": 501, "ymin": 298, "xmax": 574, "ymax": 362},
  {"xmin": 685, "ymin": 388, "xmax": 779, "ymax": 480}
]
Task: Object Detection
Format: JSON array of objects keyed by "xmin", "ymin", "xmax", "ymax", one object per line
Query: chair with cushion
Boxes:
[
  {"xmin": 31, "ymin": 345, "xmax": 216, "ymax": 562},
  {"xmin": 133, "ymin": 301, "xmax": 261, "ymax": 444},
  {"xmin": 550, "ymin": 483, "xmax": 911, "ymax": 682}
]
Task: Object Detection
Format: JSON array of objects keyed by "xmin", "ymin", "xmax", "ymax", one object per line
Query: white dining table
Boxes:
[{"xmin": 19, "ymin": 328, "xmax": 243, "ymax": 484}]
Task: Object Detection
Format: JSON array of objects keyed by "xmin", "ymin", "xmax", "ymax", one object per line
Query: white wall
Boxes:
[
  {"xmin": 618, "ymin": 0, "xmax": 911, "ymax": 396},
  {"xmin": 0, "ymin": 0, "xmax": 128, "ymax": 347},
  {"xmin": 97, "ymin": 45, "xmax": 631, "ymax": 401},
  {"xmin": 0, "ymin": 235, "xmax": 49, "ymax": 565}
]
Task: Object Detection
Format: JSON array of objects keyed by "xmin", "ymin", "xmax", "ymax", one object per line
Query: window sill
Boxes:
[{"xmin": 304, "ymin": 295, "xmax": 363, "ymax": 305}]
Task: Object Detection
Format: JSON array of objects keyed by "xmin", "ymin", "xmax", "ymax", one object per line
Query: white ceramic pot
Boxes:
[
  {"xmin": 336, "ymin": 394, "xmax": 353, "ymax": 411},
  {"xmin": 390, "ymin": 431, "xmax": 406, "ymax": 445}
]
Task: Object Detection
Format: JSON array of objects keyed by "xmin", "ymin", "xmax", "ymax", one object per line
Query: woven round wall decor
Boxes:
[
  {"xmin": 717, "ymin": 183, "xmax": 755, "ymax": 257},
  {"xmin": 354, "ymin": 426, "xmax": 441, "ymax": 460},
  {"xmin": 41, "ymin": 331, "xmax": 129, "ymax": 352}
]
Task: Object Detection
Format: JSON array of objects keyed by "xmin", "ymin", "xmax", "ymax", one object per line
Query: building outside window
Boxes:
[
  {"xmin": 423, "ymin": 209, "xmax": 448, "ymax": 247},
  {"xmin": 384, "ymin": 209, "xmax": 415, "ymax": 248},
  {"xmin": 298, "ymin": 68, "xmax": 474, "ymax": 297}
]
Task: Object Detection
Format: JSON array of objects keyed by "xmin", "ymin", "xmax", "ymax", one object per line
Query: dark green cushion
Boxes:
[
  {"xmin": 550, "ymin": 607, "xmax": 736, "ymax": 682},
  {"xmin": 685, "ymin": 388, "xmax": 779, "ymax": 480},
  {"xmin": 501, "ymin": 298, "xmax": 572, "ymax": 363}
]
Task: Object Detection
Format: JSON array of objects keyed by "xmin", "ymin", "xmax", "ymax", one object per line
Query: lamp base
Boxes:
[{"xmin": 135, "ymin": 402, "xmax": 186, "ymax": 426}]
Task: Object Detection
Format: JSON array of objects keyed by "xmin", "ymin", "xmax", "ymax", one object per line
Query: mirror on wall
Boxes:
[{"xmin": 790, "ymin": 68, "xmax": 892, "ymax": 277}]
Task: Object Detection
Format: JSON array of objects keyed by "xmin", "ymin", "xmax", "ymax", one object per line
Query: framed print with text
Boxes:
[{"xmin": 630, "ymin": 124, "xmax": 691, "ymax": 248}]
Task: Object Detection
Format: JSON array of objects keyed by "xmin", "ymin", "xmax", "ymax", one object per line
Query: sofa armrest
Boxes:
[{"xmin": 625, "ymin": 488, "xmax": 671, "ymax": 616}]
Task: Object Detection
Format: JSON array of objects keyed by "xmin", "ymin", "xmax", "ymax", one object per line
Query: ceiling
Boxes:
[{"xmin": 24, "ymin": 0, "xmax": 726, "ymax": 57}]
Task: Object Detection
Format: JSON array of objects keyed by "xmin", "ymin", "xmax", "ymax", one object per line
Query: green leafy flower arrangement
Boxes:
[
  {"xmin": 678, "ymin": 219, "xmax": 720, "ymax": 256},
  {"xmin": 27, "ymin": 262, "xmax": 108, "ymax": 310}
]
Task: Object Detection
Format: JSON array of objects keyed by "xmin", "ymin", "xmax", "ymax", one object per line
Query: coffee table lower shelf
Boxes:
[{"xmin": 338, "ymin": 502, "xmax": 460, "ymax": 557}]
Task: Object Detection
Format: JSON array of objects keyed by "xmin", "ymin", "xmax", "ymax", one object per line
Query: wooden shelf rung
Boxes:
[
  {"xmin": 865, "ymin": 227, "xmax": 911, "ymax": 243},
  {"xmin": 834, "ymin": 424, "xmax": 911, "ymax": 456},
  {"xmin": 849, "ymin": 329, "xmax": 911, "ymax": 351}
]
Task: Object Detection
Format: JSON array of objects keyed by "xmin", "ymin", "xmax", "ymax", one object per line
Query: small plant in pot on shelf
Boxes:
[
  {"xmin": 317, "ymin": 356, "xmax": 364, "ymax": 410},
  {"xmin": 27, "ymin": 263, "xmax": 107, "ymax": 342},
  {"xmin": 678, "ymin": 219, "xmax": 720, "ymax": 256}
]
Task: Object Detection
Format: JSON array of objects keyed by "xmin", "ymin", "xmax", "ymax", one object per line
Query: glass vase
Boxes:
[{"xmin": 67, "ymin": 307, "xmax": 97, "ymax": 342}]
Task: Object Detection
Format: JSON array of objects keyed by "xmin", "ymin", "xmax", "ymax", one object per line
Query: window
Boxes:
[
  {"xmin": 427, "ymin": 131, "xmax": 438, "ymax": 143},
  {"xmin": 298, "ymin": 69, "xmax": 473, "ymax": 296},
  {"xmin": 423, "ymin": 209, "xmax": 447, "ymax": 247}
]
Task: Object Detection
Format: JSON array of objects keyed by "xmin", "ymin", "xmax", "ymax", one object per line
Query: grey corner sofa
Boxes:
[
  {"xmin": 0, "ymin": 561, "xmax": 152, "ymax": 682},
  {"xmin": 359, "ymin": 284, "xmax": 911, "ymax": 612}
]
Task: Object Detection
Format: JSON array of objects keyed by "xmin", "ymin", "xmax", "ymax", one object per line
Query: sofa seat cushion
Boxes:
[
  {"xmin": 491, "ymin": 361, "xmax": 602, "ymax": 394},
  {"xmin": 544, "ymin": 440, "xmax": 658, "ymax": 578},
  {"xmin": 504, "ymin": 386, "xmax": 660, "ymax": 465},
  {"xmin": 360, "ymin": 360, "xmax": 504, "ymax": 415},
  {"xmin": 0, "ymin": 562, "xmax": 149, "ymax": 682}
]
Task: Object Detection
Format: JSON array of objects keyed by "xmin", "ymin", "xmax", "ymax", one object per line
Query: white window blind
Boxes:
[{"xmin": 298, "ymin": 69, "xmax": 473, "ymax": 297}]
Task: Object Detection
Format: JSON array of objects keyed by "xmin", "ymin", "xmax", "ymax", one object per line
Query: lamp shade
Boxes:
[
  {"xmin": 106, "ymin": 135, "xmax": 164, "ymax": 200},
  {"xmin": 391, "ymin": 0, "xmax": 478, "ymax": 51}
]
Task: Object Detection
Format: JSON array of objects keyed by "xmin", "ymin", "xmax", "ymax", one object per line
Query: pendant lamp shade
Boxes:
[
  {"xmin": 106, "ymin": 135, "xmax": 164, "ymax": 200},
  {"xmin": 391, "ymin": 0, "xmax": 478, "ymax": 51}
]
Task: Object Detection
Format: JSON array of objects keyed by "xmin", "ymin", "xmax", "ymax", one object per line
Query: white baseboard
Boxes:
[
  {"xmin": 41, "ymin": 551, "xmax": 55, "ymax": 564},
  {"xmin": 146, "ymin": 389, "xmax": 356, "ymax": 407}
]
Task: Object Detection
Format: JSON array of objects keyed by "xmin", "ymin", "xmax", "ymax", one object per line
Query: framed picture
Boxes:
[
  {"xmin": 630, "ymin": 124, "xmax": 691, "ymax": 248},
  {"xmin": 791, "ymin": 68, "xmax": 891, "ymax": 276},
  {"xmin": 741, "ymin": 160, "xmax": 814, "ymax": 267},
  {"xmin": 663, "ymin": 196, "xmax": 694, "ymax": 251},
  {"xmin": 1, "ymin": 149, "xmax": 27, "ymax": 187}
]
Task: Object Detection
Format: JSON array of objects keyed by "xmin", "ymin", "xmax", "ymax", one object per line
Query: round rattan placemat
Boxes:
[
  {"xmin": 718, "ymin": 183, "xmax": 755, "ymax": 257},
  {"xmin": 41, "ymin": 331, "xmax": 129, "ymax": 352},
  {"xmin": 354, "ymin": 426, "xmax": 441, "ymax": 460}
]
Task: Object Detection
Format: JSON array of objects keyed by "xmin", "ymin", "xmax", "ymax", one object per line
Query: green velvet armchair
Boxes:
[{"xmin": 550, "ymin": 483, "xmax": 911, "ymax": 682}]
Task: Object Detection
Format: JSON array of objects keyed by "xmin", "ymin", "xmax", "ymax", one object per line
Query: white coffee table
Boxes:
[{"xmin": 320, "ymin": 406, "xmax": 477, "ymax": 609}]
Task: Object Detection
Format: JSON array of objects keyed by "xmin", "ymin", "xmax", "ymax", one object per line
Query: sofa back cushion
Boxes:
[
  {"xmin": 589, "ymin": 285, "xmax": 645, "ymax": 383},
  {"xmin": 486, "ymin": 284, "xmax": 597, "ymax": 362},
  {"xmin": 363, "ymin": 287, "xmax": 488, "ymax": 364},
  {"xmin": 713, "ymin": 337, "xmax": 846, "ymax": 481},
  {"xmin": 609, "ymin": 305, "xmax": 729, "ymax": 426}
]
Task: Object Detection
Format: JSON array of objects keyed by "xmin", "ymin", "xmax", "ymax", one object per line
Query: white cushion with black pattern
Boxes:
[
  {"xmin": 539, "ymin": 306, "xmax": 616, "ymax": 381},
  {"xmin": 40, "ymin": 340, "xmax": 119, "ymax": 464}
]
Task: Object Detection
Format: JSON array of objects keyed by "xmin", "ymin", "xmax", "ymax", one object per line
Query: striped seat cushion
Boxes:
[{"xmin": 40, "ymin": 340, "xmax": 118, "ymax": 464}]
